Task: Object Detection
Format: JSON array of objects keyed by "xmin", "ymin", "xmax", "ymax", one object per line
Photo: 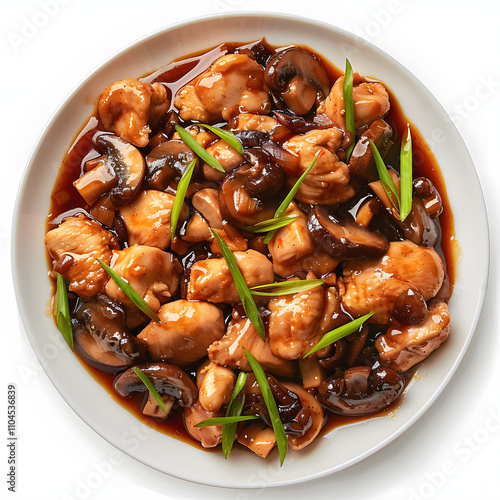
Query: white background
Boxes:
[{"xmin": 2, "ymin": 1, "xmax": 499, "ymax": 499}]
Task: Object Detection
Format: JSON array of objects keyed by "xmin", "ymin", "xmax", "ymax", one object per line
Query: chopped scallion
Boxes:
[
  {"xmin": 210, "ymin": 229, "xmax": 265, "ymax": 339},
  {"xmin": 97, "ymin": 259, "xmax": 160, "ymax": 322}
]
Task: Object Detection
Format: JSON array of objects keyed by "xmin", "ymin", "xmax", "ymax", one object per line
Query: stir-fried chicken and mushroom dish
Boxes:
[{"xmin": 45, "ymin": 40, "xmax": 454, "ymax": 460}]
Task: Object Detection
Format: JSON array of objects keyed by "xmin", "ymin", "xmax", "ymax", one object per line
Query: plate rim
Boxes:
[{"xmin": 11, "ymin": 11, "xmax": 490, "ymax": 488}]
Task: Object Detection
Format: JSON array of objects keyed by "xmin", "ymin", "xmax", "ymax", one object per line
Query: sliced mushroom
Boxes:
[
  {"xmin": 369, "ymin": 172, "xmax": 440, "ymax": 247},
  {"xmin": 113, "ymin": 362, "xmax": 198, "ymax": 413},
  {"xmin": 142, "ymin": 394, "xmax": 176, "ymax": 419},
  {"xmin": 88, "ymin": 133, "xmax": 146, "ymax": 206},
  {"xmin": 192, "ymin": 188, "xmax": 223, "ymax": 229},
  {"xmin": 413, "ymin": 177, "xmax": 443, "ymax": 219},
  {"xmin": 265, "ymin": 47, "xmax": 330, "ymax": 115},
  {"xmin": 307, "ymin": 205, "xmax": 389, "ymax": 260},
  {"xmin": 298, "ymin": 358, "xmax": 327, "ymax": 389},
  {"xmin": 245, "ymin": 374, "xmax": 308, "ymax": 436},
  {"xmin": 273, "ymin": 110, "xmax": 334, "ymax": 134},
  {"xmin": 73, "ymin": 156, "xmax": 118, "ymax": 206},
  {"xmin": 73, "ymin": 293, "xmax": 147, "ymax": 373},
  {"xmin": 318, "ymin": 339, "xmax": 348, "ymax": 371},
  {"xmin": 146, "ymin": 140, "xmax": 196, "ymax": 191},
  {"xmin": 282, "ymin": 382, "xmax": 324, "ymax": 450},
  {"xmin": 349, "ymin": 120, "xmax": 393, "ymax": 183},
  {"xmin": 218, "ymin": 164, "xmax": 281, "ymax": 227},
  {"xmin": 317, "ymin": 365, "xmax": 405, "ymax": 416},
  {"xmin": 240, "ymin": 149, "xmax": 286, "ymax": 198}
]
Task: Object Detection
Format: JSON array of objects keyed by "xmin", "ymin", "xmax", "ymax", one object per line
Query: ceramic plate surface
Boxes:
[{"xmin": 12, "ymin": 12, "xmax": 489, "ymax": 488}]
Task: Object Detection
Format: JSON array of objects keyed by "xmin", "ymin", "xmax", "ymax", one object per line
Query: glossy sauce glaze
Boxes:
[{"xmin": 46, "ymin": 39, "xmax": 456, "ymax": 451}]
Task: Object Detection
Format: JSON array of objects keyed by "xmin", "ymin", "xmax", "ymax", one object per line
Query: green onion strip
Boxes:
[
  {"xmin": 250, "ymin": 279, "xmax": 324, "ymax": 297},
  {"xmin": 264, "ymin": 155, "xmax": 319, "ymax": 244},
  {"xmin": 370, "ymin": 140, "xmax": 400, "ymax": 210},
  {"xmin": 170, "ymin": 158, "xmax": 197, "ymax": 241},
  {"xmin": 198, "ymin": 124, "xmax": 244, "ymax": 154},
  {"xmin": 304, "ymin": 312, "xmax": 374, "ymax": 358},
  {"xmin": 399, "ymin": 124, "xmax": 413, "ymax": 221},
  {"xmin": 97, "ymin": 259, "xmax": 160, "ymax": 322},
  {"xmin": 244, "ymin": 349, "xmax": 288, "ymax": 465},
  {"xmin": 343, "ymin": 59, "xmax": 355, "ymax": 161},
  {"xmin": 132, "ymin": 367, "xmax": 167, "ymax": 414},
  {"xmin": 56, "ymin": 273, "xmax": 73, "ymax": 349},
  {"xmin": 175, "ymin": 125, "xmax": 225, "ymax": 173},
  {"xmin": 210, "ymin": 229, "xmax": 265, "ymax": 339}
]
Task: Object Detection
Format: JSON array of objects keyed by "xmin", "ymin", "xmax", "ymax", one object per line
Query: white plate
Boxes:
[{"xmin": 12, "ymin": 12, "xmax": 489, "ymax": 488}]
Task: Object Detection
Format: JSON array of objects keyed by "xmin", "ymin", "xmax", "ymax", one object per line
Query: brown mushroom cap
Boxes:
[
  {"xmin": 146, "ymin": 140, "xmax": 196, "ymax": 190},
  {"xmin": 369, "ymin": 173, "xmax": 441, "ymax": 247},
  {"xmin": 240, "ymin": 149, "xmax": 286, "ymax": 198},
  {"xmin": 317, "ymin": 365, "xmax": 405, "ymax": 416},
  {"xmin": 219, "ymin": 165, "xmax": 280, "ymax": 227},
  {"xmin": 265, "ymin": 47, "xmax": 330, "ymax": 116},
  {"xmin": 113, "ymin": 362, "xmax": 197, "ymax": 407},
  {"xmin": 307, "ymin": 205, "xmax": 389, "ymax": 260},
  {"xmin": 349, "ymin": 120, "xmax": 393, "ymax": 184},
  {"xmin": 73, "ymin": 293, "xmax": 147, "ymax": 373},
  {"xmin": 93, "ymin": 133, "xmax": 145, "ymax": 206},
  {"xmin": 392, "ymin": 287, "xmax": 428, "ymax": 325}
]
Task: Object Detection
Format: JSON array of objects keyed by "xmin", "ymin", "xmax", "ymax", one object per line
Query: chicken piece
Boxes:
[
  {"xmin": 342, "ymin": 240, "xmax": 445, "ymax": 324},
  {"xmin": 317, "ymin": 73, "xmax": 390, "ymax": 148},
  {"xmin": 198, "ymin": 363, "xmax": 236, "ymax": 412},
  {"xmin": 376, "ymin": 301, "xmax": 451, "ymax": 371},
  {"xmin": 187, "ymin": 250, "xmax": 274, "ymax": 304},
  {"xmin": 268, "ymin": 202, "xmax": 339, "ymax": 278},
  {"xmin": 203, "ymin": 139, "xmax": 244, "ymax": 181},
  {"xmin": 138, "ymin": 300, "xmax": 225, "ymax": 367},
  {"xmin": 174, "ymin": 54, "xmax": 271, "ymax": 123},
  {"xmin": 208, "ymin": 311, "xmax": 295, "ymax": 377},
  {"xmin": 182, "ymin": 211, "xmax": 212, "ymax": 243},
  {"xmin": 268, "ymin": 274, "xmax": 330, "ymax": 359},
  {"xmin": 232, "ymin": 113, "xmax": 290, "ymax": 142},
  {"xmin": 148, "ymin": 83, "xmax": 171, "ymax": 129},
  {"xmin": 273, "ymin": 248, "xmax": 339, "ymax": 279},
  {"xmin": 105, "ymin": 245, "xmax": 181, "ymax": 313},
  {"xmin": 284, "ymin": 129, "xmax": 355, "ymax": 205},
  {"xmin": 184, "ymin": 400, "xmax": 223, "ymax": 448},
  {"xmin": 98, "ymin": 78, "xmax": 169, "ymax": 148},
  {"xmin": 45, "ymin": 215, "xmax": 118, "ymax": 299},
  {"xmin": 119, "ymin": 190, "xmax": 188, "ymax": 249},
  {"xmin": 269, "ymin": 202, "xmax": 315, "ymax": 263}
]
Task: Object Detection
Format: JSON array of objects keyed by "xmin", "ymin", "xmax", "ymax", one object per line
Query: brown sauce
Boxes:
[{"xmin": 46, "ymin": 39, "xmax": 457, "ymax": 451}]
